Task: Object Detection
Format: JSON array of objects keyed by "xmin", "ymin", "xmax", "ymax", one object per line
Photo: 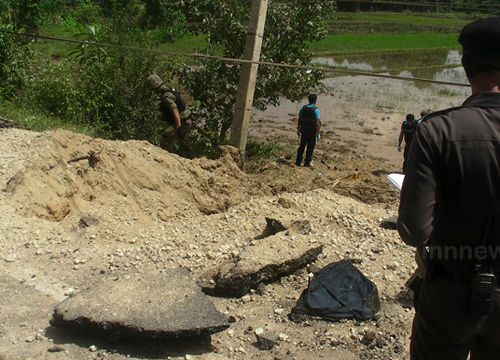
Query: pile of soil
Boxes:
[{"xmin": 0, "ymin": 75, "xmax": 469, "ymax": 360}]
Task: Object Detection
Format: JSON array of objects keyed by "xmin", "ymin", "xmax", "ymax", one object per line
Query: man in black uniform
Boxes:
[
  {"xmin": 296, "ymin": 94, "xmax": 321, "ymax": 167},
  {"xmin": 397, "ymin": 113, "xmax": 418, "ymax": 173},
  {"xmin": 398, "ymin": 17, "xmax": 500, "ymax": 360}
]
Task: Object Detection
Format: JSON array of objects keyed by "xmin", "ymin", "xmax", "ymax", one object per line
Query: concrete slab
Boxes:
[{"xmin": 50, "ymin": 267, "xmax": 229, "ymax": 341}]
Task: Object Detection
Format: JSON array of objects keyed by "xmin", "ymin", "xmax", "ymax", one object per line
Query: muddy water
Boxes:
[
  {"xmin": 312, "ymin": 49, "xmax": 465, "ymax": 80},
  {"xmin": 250, "ymin": 73, "xmax": 470, "ymax": 168}
]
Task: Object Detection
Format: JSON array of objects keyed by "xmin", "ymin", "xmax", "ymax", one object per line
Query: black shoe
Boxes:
[
  {"xmin": 304, "ymin": 163, "xmax": 311, "ymax": 167},
  {"xmin": 295, "ymin": 162, "xmax": 301, "ymax": 166}
]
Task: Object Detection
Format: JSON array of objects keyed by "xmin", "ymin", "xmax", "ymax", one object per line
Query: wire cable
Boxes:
[{"xmin": 1, "ymin": 29, "xmax": 470, "ymax": 88}]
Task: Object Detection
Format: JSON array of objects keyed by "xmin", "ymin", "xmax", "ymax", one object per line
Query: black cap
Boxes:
[{"xmin": 459, "ymin": 17, "xmax": 500, "ymax": 56}]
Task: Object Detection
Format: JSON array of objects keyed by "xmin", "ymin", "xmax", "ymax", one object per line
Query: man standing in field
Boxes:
[
  {"xmin": 397, "ymin": 113, "xmax": 418, "ymax": 173},
  {"xmin": 296, "ymin": 94, "xmax": 321, "ymax": 167},
  {"xmin": 398, "ymin": 17, "xmax": 500, "ymax": 360}
]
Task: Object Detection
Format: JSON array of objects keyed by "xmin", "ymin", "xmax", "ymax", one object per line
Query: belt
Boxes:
[
  {"xmin": 441, "ymin": 270, "xmax": 500, "ymax": 286},
  {"xmin": 440, "ymin": 271, "xmax": 474, "ymax": 284}
]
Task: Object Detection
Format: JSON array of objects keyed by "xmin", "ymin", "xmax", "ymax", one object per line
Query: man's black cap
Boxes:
[{"xmin": 459, "ymin": 17, "xmax": 500, "ymax": 56}]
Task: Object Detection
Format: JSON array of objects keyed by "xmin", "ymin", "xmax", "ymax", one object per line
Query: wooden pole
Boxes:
[{"xmin": 230, "ymin": 0, "xmax": 268, "ymax": 158}]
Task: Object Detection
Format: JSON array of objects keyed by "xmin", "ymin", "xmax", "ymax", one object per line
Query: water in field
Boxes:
[
  {"xmin": 312, "ymin": 49, "xmax": 467, "ymax": 85},
  {"xmin": 250, "ymin": 49, "xmax": 470, "ymax": 168}
]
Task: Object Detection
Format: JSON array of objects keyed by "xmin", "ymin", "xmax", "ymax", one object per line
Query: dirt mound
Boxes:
[
  {"xmin": 2, "ymin": 129, "xmax": 273, "ymax": 223},
  {"xmin": 0, "ymin": 127, "xmax": 415, "ymax": 360}
]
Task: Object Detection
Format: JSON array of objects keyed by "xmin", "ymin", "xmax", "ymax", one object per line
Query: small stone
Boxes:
[
  {"xmin": 48, "ymin": 345, "xmax": 65, "ymax": 353},
  {"xmin": 89, "ymin": 345, "xmax": 97, "ymax": 352},
  {"xmin": 362, "ymin": 328, "xmax": 377, "ymax": 345},
  {"xmin": 255, "ymin": 330, "xmax": 277, "ymax": 350},
  {"xmin": 25, "ymin": 336, "xmax": 35, "ymax": 343},
  {"xmin": 64, "ymin": 288, "xmax": 76, "ymax": 297},
  {"xmin": 278, "ymin": 333, "xmax": 289, "ymax": 341}
]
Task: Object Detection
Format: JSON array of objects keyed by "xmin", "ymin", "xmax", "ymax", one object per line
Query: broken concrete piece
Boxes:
[
  {"xmin": 254, "ymin": 218, "xmax": 311, "ymax": 240},
  {"xmin": 380, "ymin": 216, "xmax": 397, "ymax": 230},
  {"xmin": 254, "ymin": 217, "xmax": 287, "ymax": 239},
  {"xmin": 201, "ymin": 235, "xmax": 323, "ymax": 297},
  {"xmin": 50, "ymin": 267, "xmax": 229, "ymax": 341},
  {"xmin": 254, "ymin": 328, "xmax": 278, "ymax": 350}
]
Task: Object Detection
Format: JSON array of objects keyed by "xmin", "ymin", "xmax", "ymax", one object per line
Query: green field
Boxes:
[
  {"xmin": 37, "ymin": 12, "xmax": 470, "ymax": 60},
  {"xmin": 310, "ymin": 33, "xmax": 460, "ymax": 55}
]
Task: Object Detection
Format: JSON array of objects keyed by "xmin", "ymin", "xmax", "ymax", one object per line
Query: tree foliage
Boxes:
[{"xmin": 174, "ymin": 0, "xmax": 333, "ymax": 147}]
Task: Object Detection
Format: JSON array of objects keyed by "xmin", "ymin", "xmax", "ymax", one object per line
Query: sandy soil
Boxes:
[{"xmin": 0, "ymin": 74, "xmax": 470, "ymax": 360}]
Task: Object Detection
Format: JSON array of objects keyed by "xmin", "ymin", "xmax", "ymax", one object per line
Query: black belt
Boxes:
[
  {"xmin": 440, "ymin": 271, "xmax": 474, "ymax": 284},
  {"xmin": 441, "ymin": 270, "xmax": 500, "ymax": 286}
]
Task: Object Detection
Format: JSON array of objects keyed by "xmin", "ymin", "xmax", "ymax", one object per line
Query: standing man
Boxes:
[
  {"xmin": 146, "ymin": 74, "xmax": 195, "ymax": 159},
  {"xmin": 398, "ymin": 17, "xmax": 500, "ymax": 360},
  {"xmin": 397, "ymin": 113, "xmax": 418, "ymax": 173},
  {"xmin": 418, "ymin": 109, "xmax": 433, "ymax": 122},
  {"xmin": 296, "ymin": 94, "xmax": 321, "ymax": 167}
]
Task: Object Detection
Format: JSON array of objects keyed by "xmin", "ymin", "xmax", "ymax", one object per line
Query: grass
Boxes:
[
  {"xmin": 310, "ymin": 33, "xmax": 460, "ymax": 55},
  {"xmin": 0, "ymin": 99, "xmax": 94, "ymax": 136},
  {"xmin": 157, "ymin": 35, "xmax": 207, "ymax": 54},
  {"xmin": 327, "ymin": 12, "xmax": 470, "ymax": 24}
]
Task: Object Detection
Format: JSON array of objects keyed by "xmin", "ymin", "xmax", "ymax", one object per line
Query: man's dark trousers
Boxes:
[
  {"xmin": 411, "ymin": 275, "xmax": 500, "ymax": 359},
  {"xmin": 296, "ymin": 127, "xmax": 316, "ymax": 166}
]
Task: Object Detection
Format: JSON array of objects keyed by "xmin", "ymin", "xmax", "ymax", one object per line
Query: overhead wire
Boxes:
[{"xmin": 1, "ymin": 30, "xmax": 470, "ymax": 88}]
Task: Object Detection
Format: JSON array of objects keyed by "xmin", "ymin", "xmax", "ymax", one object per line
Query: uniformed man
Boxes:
[
  {"xmin": 146, "ymin": 74, "xmax": 195, "ymax": 159},
  {"xmin": 398, "ymin": 17, "xmax": 500, "ymax": 360},
  {"xmin": 419, "ymin": 109, "xmax": 433, "ymax": 122},
  {"xmin": 397, "ymin": 113, "xmax": 418, "ymax": 173}
]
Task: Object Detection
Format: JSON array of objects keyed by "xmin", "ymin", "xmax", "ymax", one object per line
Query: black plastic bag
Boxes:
[{"xmin": 291, "ymin": 259, "xmax": 380, "ymax": 321}]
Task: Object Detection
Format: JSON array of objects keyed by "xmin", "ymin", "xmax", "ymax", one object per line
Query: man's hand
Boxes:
[
  {"xmin": 297, "ymin": 129, "xmax": 301, "ymax": 137},
  {"xmin": 398, "ymin": 145, "xmax": 402, "ymax": 152},
  {"xmin": 317, "ymin": 133, "xmax": 321, "ymax": 141},
  {"xmin": 177, "ymin": 126, "xmax": 185, "ymax": 139}
]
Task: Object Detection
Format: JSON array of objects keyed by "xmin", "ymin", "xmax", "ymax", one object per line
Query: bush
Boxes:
[
  {"xmin": 25, "ymin": 57, "xmax": 80, "ymax": 118},
  {"xmin": 77, "ymin": 50, "xmax": 161, "ymax": 142}
]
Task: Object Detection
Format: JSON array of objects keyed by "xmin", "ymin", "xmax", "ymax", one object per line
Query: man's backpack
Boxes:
[
  {"xmin": 299, "ymin": 105, "xmax": 317, "ymax": 128},
  {"xmin": 161, "ymin": 87, "xmax": 186, "ymax": 113},
  {"xmin": 291, "ymin": 259, "xmax": 380, "ymax": 321},
  {"xmin": 159, "ymin": 87, "xmax": 187, "ymax": 124}
]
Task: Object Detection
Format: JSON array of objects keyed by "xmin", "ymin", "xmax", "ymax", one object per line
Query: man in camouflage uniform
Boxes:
[{"xmin": 146, "ymin": 74, "xmax": 195, "ymax": 159}]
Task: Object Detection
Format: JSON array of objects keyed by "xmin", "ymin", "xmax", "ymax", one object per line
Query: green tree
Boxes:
[
  {"xmin": 8, "ymin": 0, "xmax": 43, "ymax": 36},
  {"xmin": 143, "ymin": 0, "xmax": 189, "ymax": 40},
  {"xmin": 174, "ymin": 0, "xmax": 332, "ymax": 151},
  {"xmin": 0, "ymin": 1, "xmax": 33, "ymax": 99}
]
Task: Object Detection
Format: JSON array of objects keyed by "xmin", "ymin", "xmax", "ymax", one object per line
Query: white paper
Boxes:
[{"xmin": 387, "ymin": 173, "xmax": 405, "ymax": 191}]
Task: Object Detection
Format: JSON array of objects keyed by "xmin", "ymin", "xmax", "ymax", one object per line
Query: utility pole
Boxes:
[{"xmin": 230, "ymin": 0, "xmax": 268, "ymax": 158}]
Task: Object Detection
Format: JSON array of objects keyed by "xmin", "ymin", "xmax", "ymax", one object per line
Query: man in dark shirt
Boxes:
[
  {"xmin": 296, "ymin": 94, "xmax": 321, "ymax": 167},
  {"xmin": 398, "ymin": 17, "xmax": 500, "ymax": 360},
  {"xmin": 397, "ymin": 113, "xmax": 418, "ymax": 173}
]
